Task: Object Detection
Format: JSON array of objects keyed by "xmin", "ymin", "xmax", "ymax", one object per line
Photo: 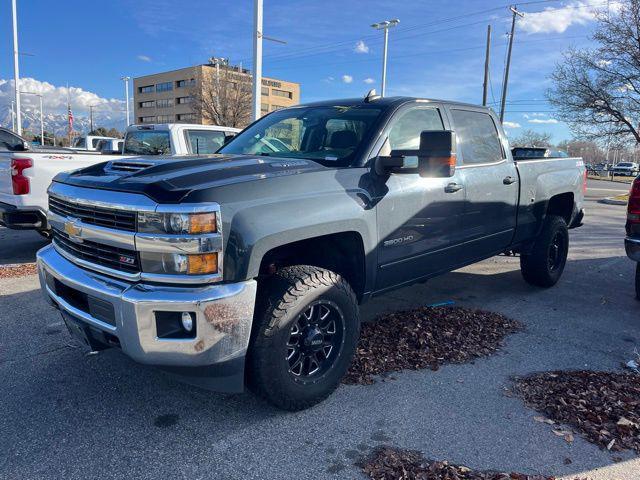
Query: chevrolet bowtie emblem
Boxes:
[{"xmin": 64, "ymin": 218, "xmax": 83, "ymax": 243}]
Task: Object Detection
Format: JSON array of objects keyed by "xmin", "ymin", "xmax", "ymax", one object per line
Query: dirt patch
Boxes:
[
  {"xmin": 0, "ymin": 263, "xmax": 37, "ymax": 278},
  {"xmin": 344, "ymin": 306, "xmax": 521, "ymax": 385},
  {"xmin": 514, "ymin": 370, "xmax": 640, "ymax": 453},
  {"xmin": 357, "ymin": 446, "xmax": 554, "ymax": 480}
]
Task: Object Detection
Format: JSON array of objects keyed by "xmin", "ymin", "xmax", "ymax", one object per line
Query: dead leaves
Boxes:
[
  {"xmin": 0, "ymin": 263, "xmax": 37, "ymax": 278},
  {"xmin": 515, "ymin": 370, "xmax": 640, "ymax": 453},
  {"xmin": 357, "ymin": 446, "xmax": 555, "ymax": 480},
  {"xmin": 343, "ymin": 306, "xmax": 521, "ymax": 385}
]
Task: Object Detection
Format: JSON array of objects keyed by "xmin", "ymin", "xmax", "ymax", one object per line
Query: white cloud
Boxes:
[
  {"xmin": 597, "ymin": 59, "xmax": 612, "ymax": 67},
  {"xmin": 354, "ymin": 40, "xmax": 369, "ymax": 54},
  {"xmin": 137, "ymin": 54, "xmax": 152, "ymax": 62},
  {"xmin": 364, "ymin": 78, "xmax": 375, "ymax": 84},
  {"xmin": 529, "ymin": 118, "xmax": 559, "ymax": 124},
  {"xmin": 519, "ymin": 1, "xmax": 617, "ymax": 34},
  {"xmin": 342, "ymin": 75, "xmax": 353, "ymax": 84},
  {"xmin": 503, "ymin": 121, "xmax": 521, "ymax": 128},
  {"xmin": 0, "ymin": 77, "xmax": 124, "ymax": 114}
]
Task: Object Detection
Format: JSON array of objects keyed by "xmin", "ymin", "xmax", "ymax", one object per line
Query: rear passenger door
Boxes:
[{"xmin": 447, "ymin": 107, "xmax": 518, "ymax": 260}]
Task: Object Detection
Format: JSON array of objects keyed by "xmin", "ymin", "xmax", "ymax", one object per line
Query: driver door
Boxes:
[{"xmin": 374, "ymin": 104, "xmax": 466, "ymax": 291}]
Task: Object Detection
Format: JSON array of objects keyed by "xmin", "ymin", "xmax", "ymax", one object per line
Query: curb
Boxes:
[{"xmin": 599, "ymin": 197, "xmax": 628, "ymax": 205}]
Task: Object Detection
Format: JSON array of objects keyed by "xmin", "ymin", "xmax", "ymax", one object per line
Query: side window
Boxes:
[
  {"xmin": 387, "ymin": 107, "xmax": 444, "ymax": 150},
  {"xmin": 0, "ymin": 130, "xmax": 21, "ymax": 150},
  {"xmin": 450, "ymin": 109, "xmax": 503, "ymax": 165},
  {"xmin": 186, "ymin": 130, "xmax": 227, "ymax": 154}
]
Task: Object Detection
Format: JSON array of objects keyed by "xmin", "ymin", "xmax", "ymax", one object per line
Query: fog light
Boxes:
[{"xmin": 181, "ymin": 312, "xmax": 194, "ymax": 332}]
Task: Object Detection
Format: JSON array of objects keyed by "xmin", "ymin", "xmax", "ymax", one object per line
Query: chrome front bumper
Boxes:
[{"xmin": 37, "ymin": 245, "xmax": 257, "ymax": 390}]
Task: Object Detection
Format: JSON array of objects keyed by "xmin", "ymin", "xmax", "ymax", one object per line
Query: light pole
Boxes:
[
  {"xmin": 12, "ymin": 0, "xmax": 22, "ymax": 135},
  {"xmin": 21, "ymin": 91, "xmax": 44, "ymax": 146},
  {"xmin": 371, "ymin": 19, "xmax": 400, "ymax": 97},
  {"xmin": 89, "ymin": 105, "xmax": 98, "ymax": 133},
  {"xmin": 252, "ymin": 0, "xmax": 263, "ymax": 121},
  {"xmin": 121, "ymin": 76, "xmax": 131, "ymax": 127}
]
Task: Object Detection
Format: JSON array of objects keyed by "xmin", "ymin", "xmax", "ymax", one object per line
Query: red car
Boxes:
[{"xmin": 625, "ymin": 176, "xmax": 640, "ymax": 299}]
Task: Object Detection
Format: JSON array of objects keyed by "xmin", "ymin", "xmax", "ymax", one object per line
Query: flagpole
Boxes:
[{"xmin": 67, "ymin": 83, "xmax": 71, "ymax": 146}]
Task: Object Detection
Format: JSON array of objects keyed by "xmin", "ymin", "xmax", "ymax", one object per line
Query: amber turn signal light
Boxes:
[
  {"xmin": 187, "ymin": 253, "xmax": 218, "ymax": 275},
  {"xmin": 189, "ymin": 212, "xmax": 217, "ymax": 234}
]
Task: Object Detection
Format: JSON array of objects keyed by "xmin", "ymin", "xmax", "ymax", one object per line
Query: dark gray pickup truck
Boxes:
[{"xmin": 36, "ymin": 95, "xmax": 586, "ymax": 410}]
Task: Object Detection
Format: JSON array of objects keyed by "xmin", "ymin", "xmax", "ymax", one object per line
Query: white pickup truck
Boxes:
[{"xmin": 0, "ymin": 123, "xmax": 240, "ymax": 235}]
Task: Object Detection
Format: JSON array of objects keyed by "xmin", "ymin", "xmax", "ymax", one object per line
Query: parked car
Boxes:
[
  {"xmin": 70, "ymin": 135, "xmax": 119, "ymax": 152},
  {"xmin": 123, "ymin": 123, "xmax": 239, "ymax": 156},
  {"xmin": 511, "ymin": 147, "xmax": 568, "ymax": 160},
  {"xmin": 36, "ymin": 95, "xmax": 586, "ymax": 410},
  {"xmin": 0, "ymin": 123, "xmax": 240, "ymax": 235},
  {"xmin": 625, "ymin": 176, "xmax": 640, "ymax": 299},
  {"xmin": 611, "ymin": 162, "xmax": 640, "ymax": 176},
  {"xmin": 95, "ymin": 138, "xmax": 124, "ymax": 154}
]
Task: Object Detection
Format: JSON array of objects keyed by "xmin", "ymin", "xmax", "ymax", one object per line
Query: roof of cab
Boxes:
[{"xmin": 295, "ymin": 96, "xmax": 492, "ymax": 111}]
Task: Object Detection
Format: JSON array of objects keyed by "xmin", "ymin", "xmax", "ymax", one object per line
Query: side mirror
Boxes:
[{"xmin": 375, "ymin": 130, "xmax": 456, "ymax": 178}]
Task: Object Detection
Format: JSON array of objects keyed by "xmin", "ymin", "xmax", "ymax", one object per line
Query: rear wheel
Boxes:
[
  {"xmin": 521, "ymin": 215, "xmax": 569, "ymax": 288},
  {"xmin": 247, "ymin": 265, "xmax": 360, "ymax": 411}
]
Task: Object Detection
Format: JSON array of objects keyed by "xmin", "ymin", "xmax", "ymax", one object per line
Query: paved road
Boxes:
[{"xmin": 0, "ymin": 182, "xmax": 638, "ymax": 479}]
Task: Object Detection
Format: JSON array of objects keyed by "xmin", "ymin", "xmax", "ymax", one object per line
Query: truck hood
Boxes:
[{"xmin": 52, "ymin": 154, "xmax": 329, "ymax": 203}]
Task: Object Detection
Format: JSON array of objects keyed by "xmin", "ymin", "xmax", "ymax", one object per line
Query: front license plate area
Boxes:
[{"xmin": 61, "ymin": 312, "xmax": 111, "ymax": 351}]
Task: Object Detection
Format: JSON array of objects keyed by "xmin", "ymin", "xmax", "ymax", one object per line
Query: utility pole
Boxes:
[
  {"xmin": 482, "ymin": 25, "xmax": 491, "ymax": 106},
  {"xmin": 371, "ymin": 19, "xmax": 400, "ymax": 97},
  {"xmin": 499, "ymin": 6, "xmax": 524, "ymax": 123},
  {"xmin": 121, "ymin": 76, "xmax": 131, "ymax": 127},
  {"xmin": 252, "ymin": 0, "xmax": 263, "ymax": 121},
  {"xmin": 12, "ymin": 0, "xmax": 22, "ymax": 135}
]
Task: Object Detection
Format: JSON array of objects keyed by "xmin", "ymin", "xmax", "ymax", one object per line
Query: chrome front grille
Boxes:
[
  {"xmin": 49, "ymin": 195, "xmax": 137, "ymax": 232},
  {"xmin": 52, "ymin": 229, "xmax": 140, "ymax": 274}
]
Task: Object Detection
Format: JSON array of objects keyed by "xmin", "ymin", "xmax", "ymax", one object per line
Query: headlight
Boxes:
[
  {"xmin": 140, "ymin": 252, "xmax": 219, "ymax": 275},
  {"xmin": 138, "ymin": 212, "xmax": 217, "ymax": 234}
]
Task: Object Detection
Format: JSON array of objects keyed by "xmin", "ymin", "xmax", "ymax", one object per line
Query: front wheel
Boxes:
[
  {"xmin": 521, "ymin": 215, "xmax": 569, "ymax": 288},
  {"xmin": 247, "ymin": 265, "xmax": 360, "ymax": 411}
]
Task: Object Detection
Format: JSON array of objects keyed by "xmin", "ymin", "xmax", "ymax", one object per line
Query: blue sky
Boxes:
[{"xmin": 0, "ymin": 0, "xmax": 614, "ymax": 141}]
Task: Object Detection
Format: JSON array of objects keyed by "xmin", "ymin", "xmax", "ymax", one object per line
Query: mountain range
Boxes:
[{"xmin": 0, "ymin": 106, "xmax": 125, "ymax": 138}]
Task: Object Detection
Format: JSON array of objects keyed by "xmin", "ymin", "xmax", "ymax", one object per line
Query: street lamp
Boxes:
[
  {"xmin": 371, "ymin": 18, "xmax": 400, "ymax": 97},
  {"xmin": 12, "ymin": 0, "xmax": 22, "ymax": 135},
  {"xmin": 89, "ymin": 104, "xmax": 98, "ymax": 133},
  {"xmin": 121, "ymin": 76, "xmax": 131, "ymax": 127},
  {"xmin": 20, "ymin": 91, "xmax": 44, "ymax": 146}
]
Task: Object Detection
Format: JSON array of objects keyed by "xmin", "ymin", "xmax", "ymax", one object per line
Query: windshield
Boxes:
[
  {"xmin": 124, "ymin": 130, "xmax": 171, "ymax": 155},
  {"xmin": 219, "ymin": 105, "xmax": 383, "ymax": 166},
  {"xmin": 617, "ymin": 163, "xmax": 633, "ymax": 167}
]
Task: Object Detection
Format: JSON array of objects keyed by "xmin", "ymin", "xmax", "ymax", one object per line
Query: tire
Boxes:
[
  {"xmin": 520, "ymin": 215, "xmax": 569, "ymax": 288},
  {"xmin": 635, "ymin": 263, "xmax": 640, "ymax": 301},
  {"xmin": 247, "ymin": 265, "xmax": 360, "ymax": 411}
]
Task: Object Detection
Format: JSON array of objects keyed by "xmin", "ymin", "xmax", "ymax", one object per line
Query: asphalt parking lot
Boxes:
[{"xmin": 0, "ymin": 178, "xmax": 638, "ymax": 479}]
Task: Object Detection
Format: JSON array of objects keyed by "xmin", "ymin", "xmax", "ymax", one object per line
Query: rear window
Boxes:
[
  {"xmin": 185, "ymin": 130, "xmax": 226, "ymax": 154},
  {"xmin": 124, "ymin": 130, "xmax": 171, "ymax": 155},
  {"xmin": 73, "ymin": 137, "xmax": 86, "ymax": 149},
  {"xmin": 451, "ymin": 109, "xmax": 503, "ymax": 165},
  {"xmin": 618, "ymin": 163, "xmax": 633, "ymax": 167}
]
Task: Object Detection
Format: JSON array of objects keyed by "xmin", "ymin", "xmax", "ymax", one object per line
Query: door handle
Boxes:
[
  {"xmin": 444, "ymin": 182, "xmax": 463, "ymax": 193},
  {"xmin": 503, "ymin": 176, "xmax": 516, "ymax": 185}
]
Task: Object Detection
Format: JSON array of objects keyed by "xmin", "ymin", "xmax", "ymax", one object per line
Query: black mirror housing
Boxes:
[{"xmin": 375, "ymin": 130, "xmax": 456, "ymax": 178}]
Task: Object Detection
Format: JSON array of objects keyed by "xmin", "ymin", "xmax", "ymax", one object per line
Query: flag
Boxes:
[{"xmin": 67, "ymin": 104, "xmax": 74, "ymax": 132}]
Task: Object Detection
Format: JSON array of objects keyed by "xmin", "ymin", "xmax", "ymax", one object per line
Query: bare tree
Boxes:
[
  {"xmin": 191, "ymin": 67, "xmax": 252, "ymax": 128},
  {"xmin": 511, "ymin": 129, "xmax": 553, "ymax": 147},
  {"xmin": 547, "ymin": 0, "xmax": 640, "ymax": 144}
]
